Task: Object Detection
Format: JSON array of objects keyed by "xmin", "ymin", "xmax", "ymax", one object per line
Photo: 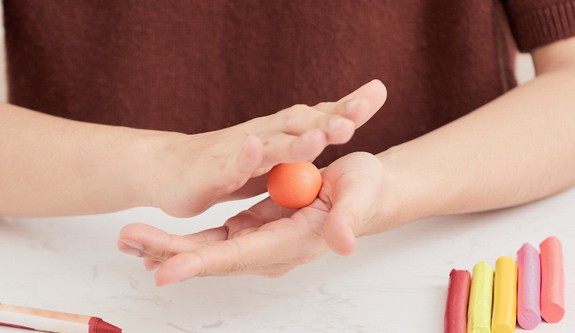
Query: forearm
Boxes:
[
  {"xmin": 0, "ymin": 104, "xmax": 155, "ymax": 216},
  {"xmin": 377, "ymin": 68, "xmax": 575, "ymax": 227}
]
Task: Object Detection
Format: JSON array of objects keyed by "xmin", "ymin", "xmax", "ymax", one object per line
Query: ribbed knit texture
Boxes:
[
  {"xmin": 3, "ymin": 1, "xmax": 574, "ymax": 166},
  {"xmin": 505, "ymin": 0, "xmax": 575, "ymax": 51}
]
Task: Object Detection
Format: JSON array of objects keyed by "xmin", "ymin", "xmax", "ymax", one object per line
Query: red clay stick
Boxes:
[{"xmin": 444, "ymin": 269, "xmax": 471, "ymax": 333}]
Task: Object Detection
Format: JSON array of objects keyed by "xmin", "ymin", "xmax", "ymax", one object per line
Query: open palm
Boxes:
[{"xmin": 119, "ymin": 152, "xmax": 386, "ymax": 285}]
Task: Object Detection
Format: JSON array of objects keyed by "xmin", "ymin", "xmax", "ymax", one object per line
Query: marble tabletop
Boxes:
[{"xmin": 1, "ymin": 188, "xmax": 573, "ymax": 333}]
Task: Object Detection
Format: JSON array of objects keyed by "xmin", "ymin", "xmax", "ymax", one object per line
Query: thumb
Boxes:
[{"xmin": 324, "ymin": 206, "xmax": 357, "ymax": 256}]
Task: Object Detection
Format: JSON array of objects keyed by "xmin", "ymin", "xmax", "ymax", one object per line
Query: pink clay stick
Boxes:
[
  {"xmin": 539, "ymin": 236, "xmax": 565, "ymax": 323},
  {"xmin": 516, "ymin": 243, "xmax": 541, "ymax": 330}
]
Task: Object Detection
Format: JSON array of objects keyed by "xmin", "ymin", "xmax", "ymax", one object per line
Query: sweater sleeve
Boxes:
[{"xmin": 503, "ymin": 0, "xmax": 575, "ymax": 52}]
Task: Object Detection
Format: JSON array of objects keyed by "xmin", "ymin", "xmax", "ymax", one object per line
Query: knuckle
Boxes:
[
  {"xmin": 223, "ymin": 240, "xmax": 251, "ymax": 272},
  {"xmin": 188, "ymin": 252, "xmax": 209, "ymax": 277},
  {"xmin": 281, "ymin": 104, "xmax": 314, "ymax": 118},
  {"xmin": 154, "ymin": 236, "xmax": 173, "ymax": 261},
  {"xmin": 288, "ymin": 103, "xmax": 310, "ymax": 111}
]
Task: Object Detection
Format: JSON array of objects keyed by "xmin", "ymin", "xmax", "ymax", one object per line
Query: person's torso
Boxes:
[{"xmin": 3, "ymin": 0, "xmax": 517, "ymax": 166}]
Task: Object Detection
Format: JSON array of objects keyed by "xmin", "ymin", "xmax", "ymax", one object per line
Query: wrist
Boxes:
[
  {"xmin": 119, "ymin": 128, "xmax": 187, "ymax": 210},
  {"xmin": 86, "ymin": 125, "xmax": 182, "ymax": 211},
  {"xmin": 372, "ymin": 145, "xmax": 434, "ymax": 232}
]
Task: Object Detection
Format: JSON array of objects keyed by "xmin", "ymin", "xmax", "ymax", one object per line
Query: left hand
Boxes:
[{"xmin": 118, "ymin": 152, "xmax": 393, "ymax": 285}]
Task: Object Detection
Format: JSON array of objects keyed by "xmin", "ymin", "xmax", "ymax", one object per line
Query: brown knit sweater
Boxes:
[{"xmin": 4, "ymin": 1, "xmax": 575, "ymax": 166}]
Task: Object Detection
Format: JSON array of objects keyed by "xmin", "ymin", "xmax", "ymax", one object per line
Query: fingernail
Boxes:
[
  {"xmin": 119, "ymin": 239, "xmax": 144, "ymax": 257},
  {"xmin": 301, "ymin": 129, "xmax": 320, "ymax": 142},
  {"xmin": 345, "ymin": 98, "xmax": 360, "ymax": 113},
  {"xmin": 328, "ymin": 117, "xmax": 347, "ymax": 131},
  {"xmin": 345, "ymin": 98, "xmax": 368, "ymax": 114},
  {"xmin": 146, "ymin": 261, "xmax": 161, "ymax": 271}
]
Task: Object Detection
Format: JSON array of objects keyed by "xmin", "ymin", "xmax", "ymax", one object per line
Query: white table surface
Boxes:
[{"xmin": 1, "ymin": 188, "xmax": 573, "ymax": 333}]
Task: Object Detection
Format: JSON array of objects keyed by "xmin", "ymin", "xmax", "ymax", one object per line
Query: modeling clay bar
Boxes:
[
  {"xmin": 539, "ymin": 236, "xmax": 565, "ymax": 323},
  {"xmin": 467, "ymin": 261, "xmax": 493, "ymax": 333},
  {"xmin": 444, "ymin": 269, "xmax": 471, "ymax": 333},
  {"xmin": 492, "ymin": 256, "xmax": 517, "ymax": 333},
  {"xmin": 516, "ymin": 243, "xmax": 541, "ymax": 330},
  {"xmin": 444, "ymin": 236, "xmax": 565, "ymax": 332}
]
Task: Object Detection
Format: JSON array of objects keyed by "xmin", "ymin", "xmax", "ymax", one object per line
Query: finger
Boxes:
[
  {"xmin": 243, "ymin": 196, "xmax": 289, "ymax": 223},
  {"xmin": 316, "ymin": 114, "xmax": 356, "ymax": 144},
  {"xmin": 218, "ymin": 196, "xmax": 285, "ymax": 225},
  {"xmin": 231, "ymin": 263, "xmax": 296, "ymax": 278},
  {"xmin": 150, "ymin": 201, "xmax": 286, "ymax": 276},
  {"xmin": 260, "ymin": 79, "xmax": 387, "ymax": 133},
  {"xmin": 154, "ymin": 218, "xmax": 311, "ymax": 285},
  {"xmin": 155, "ymin": 256, "xmax": 296, "ymax": 278},
  {"xmin": 204, "ymin": 134, "xmax": 264, "ymax": 199},
  {"xmin": 255, "ymin": 129, "xmax": 326, "ymax": 167},
  {"xmin": 253, "ymin": 116, "xmax": 356, "ymax": 169},
  {"xmin": 154, "ymin": 236, "xmax": 256, "ymax": 285},
  {"xmin": 254, "ymin": 103, "xmax": 329, "ymax": 135},
  {"xmin": 248, "ymin": 100, "xmax": 356, "ymax": 139},
  {"xmin": 118, "ymin": 223, "xmax": 227, "ymax": 261},
  {"xmin": 314, "ymin": 79, "xmax": 387, "ymax": 128},
  {"xmin": 223, "ymin": 209, "xmax": 266, "ymax": 238},
  {"xmin": 144, "ymin": 258, "xmax": 162, "ymax": 271}
]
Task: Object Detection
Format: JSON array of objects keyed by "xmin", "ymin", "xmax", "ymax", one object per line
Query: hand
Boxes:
[
  {"xmin": 119, "ymin": 152, "xmax": 392, "ymax": 285},
  {"xmin": 146, "ymin": 80, "xmax": 387, "ymax": 217}
]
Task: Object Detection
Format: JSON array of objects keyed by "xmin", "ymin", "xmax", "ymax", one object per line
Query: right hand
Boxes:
[{"xmin": 145, "ymin": 79, "xmax": 387, "ymax": 217}]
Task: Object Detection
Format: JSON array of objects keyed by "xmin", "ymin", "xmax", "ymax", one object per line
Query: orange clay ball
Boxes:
[{"xmin": 267, "ymin": 161, "xmax": 322, "ymax": 209}]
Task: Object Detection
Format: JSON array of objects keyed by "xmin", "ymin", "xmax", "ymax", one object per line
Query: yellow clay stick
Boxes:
[
  {"xmin": 467, "ymin": 261, "xmax": 494, "ymax": 333},
  {"xmin": 492, "ymin": 256, "xmax": 517, "ymax": 333}
]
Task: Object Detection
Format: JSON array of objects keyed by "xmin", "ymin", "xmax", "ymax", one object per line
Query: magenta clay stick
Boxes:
[{"xmin": 516, "ymin": 243, "xmax": 541, "ymax": 330}]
